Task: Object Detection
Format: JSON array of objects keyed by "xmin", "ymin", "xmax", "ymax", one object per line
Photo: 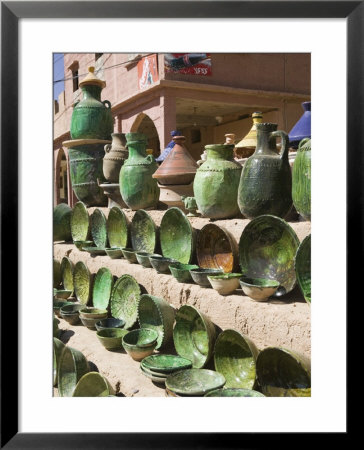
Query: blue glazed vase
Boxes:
[{"xmin": 288, "ymin": 101, "xmax": 311, "ymax": 149}]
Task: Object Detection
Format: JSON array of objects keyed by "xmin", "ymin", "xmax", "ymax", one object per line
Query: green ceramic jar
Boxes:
[
  {"xmin": 70, "ymin": 67, "xmax": 113, "ymax": 140},
  {"xmin": 193, "ymin": 144, "xmax": 241, "ymax": 219},
  {"xmin": 292, "ymin": 138, "xmax": 311, "ymax": 221},
  {"xmin": 238, "ymin": 123, "xmax": 292, "ymax": 219},
  {"xmin": 119, "ymin": 132, "xmax": 160, "ymax": 210}
]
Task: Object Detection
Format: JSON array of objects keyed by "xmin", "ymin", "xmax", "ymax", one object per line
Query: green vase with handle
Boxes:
[
  {"xmin": 292, "ymin": 138, "xmax": 311, "ymax": 221},
  {"xmin": 119, "ymin": 132, "xmax": 160, "ymax": 210},
  {"xmin": 238, "ymin": 123, "xmax": 292, "ymax": 219}
]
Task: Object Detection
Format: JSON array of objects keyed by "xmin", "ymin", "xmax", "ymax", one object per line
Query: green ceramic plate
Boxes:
[
  {"xmin": 130, "ymin": 209, "xmax": 157, "ymax": 254},
  {"xmin": 214, "ymin": 329, "xmax": 259, "ymax": 389},
  {"xmin": 90, "ymin": 208, "xmax": 108, "ymax": 248},
  {"xmin": 53, "ymin": 259, "xmax": 61, "ymax": 288},
  {"xmin": 107, "ymin": 206, "xmax": 129, "ymax": 249},
  {"xmin": 173, "ymin": 305, "xmax": 216, "ymax": 368},
  {"xmin": 160, "ymin": 207, "xmax": 194, "ymax": 264},
  {"xmin": 92, "ymin": 267, "xmax": 114, "ymax": 310},
  {"xmin": 140, "ymin": 366, "xmax": 167, "ymax": 384},
  {"xmin": 110, "ymin": 275, "xmax": 141, "ymax": 329},
  {"xmin": 53, "ymin": 337, "xmax": 66, "ymax": 386},
  {"xmin": 137, "ymin": 294, "xmax": 175, "ymax": 350},
  {"xmin": 58, "ymin": 346, "xmax": 89, "ymax": 397},
  {"xmin": 165, "ymin": 369, "xmax": 226, "ymax": 396},
  {"xmin": 239, "ymin": 215, "xmax": 300, "ymax": 297},
  {"xmin": 295, "ymin": 234, "xmax": 311, "ymax": 304},
  {"xmin": 204, "ymin": 388, "xmax": 265, "ymax": 397},
  {"xmin": 54, "ymin": 203, "xmax": 72, "ymax": 242},
  {"xmin": 70, "ymin": 201, "xmax": 90, "ymax": 242},
  {"xmin": 60, "ymin": 256, "xmax": 74, "ymax": 294},
  {"xmin": 73, "ymin": 261, "xmax": 93, "ymax": 305},
  {"xmin": 72, "ymin": 372, "xmax": 114, "ymax": 397},
  {"xmin": 141, "ymin": 354, "xmax": 192, "ymax": 373}
]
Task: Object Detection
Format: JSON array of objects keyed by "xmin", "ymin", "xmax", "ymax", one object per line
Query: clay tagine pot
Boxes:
[{"xmin": 235, "ymin": 111, "xmax": 264, "ymax": 159}]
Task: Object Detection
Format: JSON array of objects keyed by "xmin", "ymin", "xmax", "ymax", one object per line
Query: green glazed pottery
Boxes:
[
  {"xmin": 169, "ymin": 263, "xmax": 199, "ymax": 283},
  {"xmin": 58, "ymin": 346, "xmax": 90, "ymax": 397},
  {"xmin": 140, "ymin": 366, "xmax": 167, "ymax": 384},
  {"xmin": 70, "ymin": 202, "xmax": 90, "ymax": 242},
  {"xmin": 159, "ymin": 207, "xmax": 195, "ymax": 264},
  {"xmin": 204, "ymin": 388, "xmax": 265, "ymax": 397},
  {"xmin": 137, "ymin": 294, "xmax": 175, "ymax": 349},
  {"xmin": 92, "ymin": 267, "xmax": 114, "ymax": 310},
  {"xmin": 256, "ymin": 347, "xmax": 311, "ymax": 397},
  {"xmin": 110, "ymin": 274, "xmax": 141, "ymax": 329},
  {"xmin": 83, "ymin": 246, "xmax": 106, "ymax": 255},
  {"xmin": 96, "ymin": 328, "xmax": 129, "ymax": 350},
  {"xmin": 122, "ymin": 328, "xmax": 158, "ymax": 361},
  {"xmin": 74, "ymin": 240, "xmax": 94, "ymax": 251},
  {"xmin": 105, "ymin": 247, "xmax": 123, "ymax": 259},
  {"xmin": 54, "ymin": 300, "xmax": 74, "ymax": 318},
  {"xmin": 238, "ymin": 122, "xmax": 292, "ymax": 219},
  {"xmin": 72, "ymin": 372, "xmax": 115, "ymax": 397},
  {"xmin": 135, "ymin": 252, "xmax": 158, "ymax": 268},
  {"xmin": 130, "ymin": 209, "xmax": 157, "ymax": 254},
  {"xmin": 80, "ymin": 315, "xmax": 105, "ymax": 330},
  {"xmin": 119, "ymin": 132, "xmax": 160, "ymax": 210},
  {"xmin": 189, "ymin": 268, "xmax": 223, "ymax": 287},
  {"xmin": 149, "ymin": 255, "xmax": 177, "ymax": 274},
  {"xmin": 207, "ymin": 273, "xmax": 242, "ymax": 296},
  {"xmin": 73, "ymin": 261, "xmax": 93, "ymax": 305},
  {"xmin": 292, "ymin": 138, "xmax": 311, "ymax": 221},
  {"xmin": 79, "ymin": 307, "xmax": 108, "ymax": 319},
  {"xmin": 70, "ymin": 67, "xmax": 113, "ymax": 141},
  {"xmin": 165, "ymin": 369, "xmax": 226, "ymax": 396},
  {"xmin": 173, "ymin": 305, "xmax": 216, "ymax": 368},
  {"xmin": 193, "ymin": 144, "xmax": 242, "ymax": 219},
  {"xmin": 141, "ymin": 354, "xmax": 192, "ymax": 374},
  {"xmin": 197, "ymin": 223, "xmax": 238, "ymax": 273},
  {"xmin": 90, "ymin": 208, "xmax": 108, "ymax": 248},
  {"xmin": 53, "ymin": 203, "xmax": 72, "ymax": 242},
  {"xmin": 121, "ymin": 247, "xmax": 137, "ymax": 263},
  {"xmin": 60, "ymin": 256, "xmax": 74, "ymax": 295},
  {"xmin": 239, "ymin": 276, "xmax": 280, "ymax": 301},
  {"xmin": 214, "ymin": 329, "xmax": 259, "ymax": 389},
  {"xmin": 53, "ymin": 315, "xmax": 60, "ymax": 338},
  {"xmin": 95, "ymin": 318, "xmax": 126, "ymax": 331},
  {"xmin": 295, "ymin": 234, "xmax": 311, "ymax": 304},
  {"xmin": 53, "ymin": 337, "xmax": 66, "ymax": 386},
  {"xmin": 60, "ymin": 303, "xmax": 84, "ymax": 325},
  {"xmin": 106, "ymin": 206, "xmax": 129, "ymax": 249},
  {"xmin": 54, "ymin": 289, "xmax": 72, "ymax": 299},
  {"xmin": 239, "ymin": 215, "xmax": 300, "ymax": 297},
  {"xmin": 54, "ymin": 259, "xmax": 61, "ymax": 288}
]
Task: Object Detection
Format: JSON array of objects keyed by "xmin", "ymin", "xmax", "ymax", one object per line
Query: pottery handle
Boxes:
[
  {"xmin": 104, "ymin": 144, "xmax": 111, "ymax": 153},
  {"xmin": 146, "ymin": 154, "xmax": 155, "ymax": 163},
  {"xmin": 73, "ymin": 100, "xmax": 80, "ymax": 108},
  {"xmin": 298, "ymin": 137, "xmax": 310, "ymax": 150},
  {"xmin": 270, "ymin": 130, "xmax": 289, "ymax": 160},
  {"xmin": 103, "ymin": 100, "xmax": 111, "ymax": 109}
]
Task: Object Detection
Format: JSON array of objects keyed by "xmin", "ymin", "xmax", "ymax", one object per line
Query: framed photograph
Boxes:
[{"xmin": 1, "ymin": 1, "xmax": 358, "ymax": 447}]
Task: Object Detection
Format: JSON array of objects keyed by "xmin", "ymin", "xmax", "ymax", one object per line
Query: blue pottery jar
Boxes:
[{"xmin": 288, "ymin": 101, "xmax": 311, "ymax": 149}]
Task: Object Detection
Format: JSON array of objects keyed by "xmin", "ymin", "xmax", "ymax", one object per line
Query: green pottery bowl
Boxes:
[
  {"xmin": 110, "ymin": 274, "xmax": 141, "ymax": 329},
  {"xmin": 53, "ymin": 337, "xmax": 66, "ymax": 386},
  {"xmin": 239, "ymin": 276, "xmax": 280, "ymax": 301},
  {"xmin": 256, "ymin": 347, "xmax": 311, "ymax": 397},
  {"xmin": 149, "ymin": 255, "xmax": 178, "ymax": 274},
  {"xmin": 54, "ymin": 289, "xmax": 72, "ymax": 299},
  {"xmin": 83, "ymin": 246, "xmax": 106, "ymax": 255},
  {"xmin": 105, "ymin": 247, "xmax": 124, "ymax": 259},
  {"xmin": 80, "ymin": 315, "xmax": 106, "ymax": 330},
  {"xmin": 122, "ymin": 328, "xmax": 158, "ymax": 361},
  {"xmin": 71, "ymin": 201, "xmax": 90, "ymax": 242},
  {"xmin": 137, "ymin": 294, "xmax": 176, "ymax": 349},
  {"xmin": 135, "ymin": 251, "xmax": 158, "ymax": 268},
  {"xmin": 169, "ymin": 263, "xmax": 199, "ymax": 283},
  {"xmin": 54, "ymin": 259, "xmax": 61, "ymax": 288},
  {"xmin": 207, "ymin": 273, "xmax": 242, "ymax": 295},
  {"xmin": 72, "ymin": 372, "xmax": 115, "ymax": 397},
  {"xmin": 60, "ymin": 256, "xmax": 74, "ymax": 294},
  {"xmin": 107, "ymin": 206, "xmax": 129, "ymax": 249},
  {"xmin": 53, "ymin": 300, "xmax": 74, "ymax": 318},
  {"xmin": 173, "ymin": 304, "xmax": 216, "ymax": 368},
  {"xmin": 130, "ymin": 209, "xmax": 157, "ymax": 254},
  {"xmin": 189, "ymin": 268, "xmax": 224, "ymax": 287},
  {"xmin": 79, "ymin": 307, "xmax": 108, "ymax": 319},
  {"xmin": 141, "ymin": 354, "xmax": 192, "ymax": 374},
  {"xmin": 239, "ymin": 215, "xmax": 300, "ymax": 297},
  {"xmin": 197, "ymin": 223, "xmax": 238, "ymax": 273},
  {"xmin": 54, "ymin": 203, "xmax": 72, "ymax": 242},
  {"xmin": 159, "ymin": 207, "xmax": 195, "ymax": 264},
  {"xmin": 58, "ymin": 346, "xmax": 89, "ymax": 397},
  {"xmin": 96, "ymin": 328, "xmax": 129, "ymax": 350},
  {"xmin": 140, "ymin": 364, "xmax": 170, "ymax": 378},
  {"xmin": 73, "ymin": 261, "xmax": 93, "ymax": 305},
  {"xmin": 165, "ymin": 369, "xmax": 226, "ymax": 396},
  {"xmin": 74, "ymin": 240, "xmax": 94, "ymax": 251},
  {"xmin": 140, "ymin": 366, "xmax": 167, "ymax": 384},
  {"xmin": 121, "ymin": 247, "xmax": 137, "ymax": 263},
  {"xmin": 60, "ymin": 303, "xmax": 84, "ymax": 325},
  {"xmin": 204, "ymin": 388, "xmax": 265, "ymax": 397},
  {"xmin": 95, "ymin": 318, "xmax": 126, "ymax": 331},
  {"xmin": 90, "ymin": 208, "xmax": 109, "ymax": 248},
  {"xmin": 92, "ymin": 267, "xmax": 114, "ymax": 310},
  {"xmin": 295, "ymin": 234, "xmax": 311, "ymax": 304},
  {"xmin": 214, "ymin": 329, "xmax": 259, "ymax": 389}
]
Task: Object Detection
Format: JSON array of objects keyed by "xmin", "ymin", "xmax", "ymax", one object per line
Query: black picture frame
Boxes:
[{"xmin": 1, "ymin": 1, "xmax": 358, "ymax": 448}]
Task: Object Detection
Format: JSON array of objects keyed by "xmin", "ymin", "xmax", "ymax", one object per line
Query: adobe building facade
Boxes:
[{"xmin": 53, "ymin": 53, "xmax": 310, "ymax": 206}]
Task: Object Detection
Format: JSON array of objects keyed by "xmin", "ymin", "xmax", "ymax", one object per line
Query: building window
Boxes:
[
  {"xmin": 95, "ymin": 53, "xmax": 103, "ymax": 61},
  {"xmin": 191, "ymin": 129, "xmax": 201, "ymax": 144},
  {"xmin": 72, "ymin": 69, "xmax": 79, "ymax": 92}
]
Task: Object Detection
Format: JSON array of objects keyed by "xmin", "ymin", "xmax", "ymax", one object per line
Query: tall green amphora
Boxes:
[
  {"xmin": 119, "ymin": 132, "xmax": 160, "ymax": 210},
  {"xmin": 238, "ymin": 123, "xmax": 292, "ymax": 219},
  {"xmin": 193, "ymin": 144, "xmax": 242, "ymax": 219},
  {"xmin": 292, "ymin": 138, "xmax": 311, "ymax": 221}
]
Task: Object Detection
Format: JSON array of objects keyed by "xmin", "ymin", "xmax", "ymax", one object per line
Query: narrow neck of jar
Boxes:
[
  {"xmin": 205, "ymin": 145, "xmax": 234, "ymax": 160},
  {"xmin": 127, "ymin": 141, "xmax": 148, "ymax": 158},
  {"xmin": 81, "ymin": 84, "xmax": 102, "ymax": 101},
  {"xmin": 255, "ymin": 125, "xmax": 278, "ymax": 154}
]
